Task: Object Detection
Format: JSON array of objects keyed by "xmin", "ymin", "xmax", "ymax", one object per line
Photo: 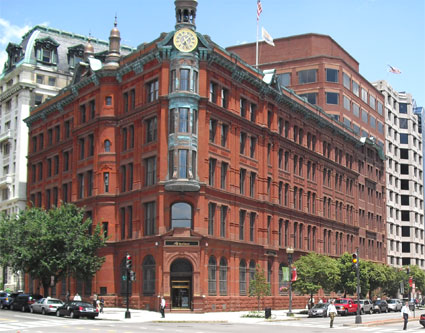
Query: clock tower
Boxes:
[{"xmin": 165, "ymin": 0, "xmax": 201, "ymax": 192}]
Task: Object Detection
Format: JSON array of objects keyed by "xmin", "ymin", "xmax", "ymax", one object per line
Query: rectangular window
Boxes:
[
  {"xmin": 180, "ymin": 69, "xmax": 190, "ymax": 91},
  {"xmin": 209, "ymin": 119, "xmax": 217, "ymax": 143},
  {"xmin": 399, "ymin": 103, "xmax": 408, "ymax": 114},
  {"xmin": 36, "ymin": 74, "xmax": 44, "ymax": 84},
  {"xmin": 144, "ymin": 202, "xmax": 156, "ymax": 235},
  {"xmin": 88, "ymin": 134, "xmax": 94, "ymax": 156},
  {"xmin": 250, "ymin": 137, "xmax": 256, "ymax": 158},
  {"xmin": 130, "ymin": 89, "xmax": 135, "ymax": 110},
  {"xmin": 352, "ymin": 81, "xmax": 359, "ymax": 97},
  {"xmin": 240, "ymin": 132, "xmax": 246, "ymax": 154},
  {"xmin": 299, "ymin": 93, "xmax": 317, "ymax": 105},
  {"xmin": 54, "ymin": 155, "xmax": 59, "ymax": 175},
  {"xmin": 221, "ymin": 88, "xmax": 229, "ymax": 108},
  {"xmin": 221, "ymin": 124, "xmax": 228, "ymax": 147},
  {"xmin": 146, "ymin": 117, "xmax": 157, "ymax": 143},
  {"xmin": 123, "ymin": 92, "xmax": 129, "ymax": 113},
  {"xmin": 250, "ymin": 103, "xmax": 256, "ymax": 122},
  {"xmin": 326, "ymin": 68, "xmax": 338, "ymax": 82},
  {"xmin": 147, "ymin": 80, "xmax": 159, "ymax": 102},
  {"xmin": 343, "ymin": 117, "xmax": 351, "ymax": 128},
  {"xmin": 239, "ymin": 210, "xmax": 246, "ymax": 240},
  {"xmin": 326, "ymin": 92, "xmax": 339, "ymax": 105},
  {"xmin": 208, "ymin": 203, "xmax": 216, "ymax": 235},
  {"xmin": 369, "ymin": 95, "xmax": 376, "ymax": 109},
  {"xmin": 377, "ymin": 101, "xmax": 383, "ymax": 115},
  {"xmin": 178, "ymin": 149, "xmax": 188, "ymax": 178},
  {"xmin": 249, "ymin": 172, "xmax": 256, "ymax": 198},
  {"xmin": 220, "ymin": 162, "xmax": 228, "ymax": 189},
  {"xmin": 79, "ymin": 138, "xmax": 85, "ymax": 160},
  {"xmin": 128, "ymin": 163, "xmax": 133, "ymax": 190},
  {"xmin": 209, "ymin": 82, "xmax": 218, "ymax": 103},
  {"xmin": 277, "ymin": 73, "xmax": 291, "ymax": 87},
  {"xmin": 353, "ymin": 103, "xmax": 360, "ymax": 117},
  {"xmin": 78, "ymin": 173, "xmax": 84, "ymax": 199},
  {"xmin": 298, "ymin": 69, "xmax": 317, "ymax": 84},
  {"xmin": 145, "ymin": 157, "xmax": 156, "ymax": 185},
  {"xmin": 240, "ymin": 98, "xmax": 247, "ymax": 117},
  {"xmin": 209, "ymin": 158, "xmax": 216, "ymax": 186},
  {"xmin": 249, "ymin": 212, "xmax": 255, "ymax": 242},
  {"xmin": 361, "ymin": 109, "xmax": 368, "ymax": 123},
  {"xmin": 220, "ymin": 206, "xmax": 227, "ymax": 238},
  {"xmin": 343, "ymin": 72, "xmax": 350, "ymax": 89},
  {"xmin": 343, "ymin": 96, "xmax": 350, "ymax": 111},
  {"xmin": 55, "ymin": 125, "xmax": 60, "ymax": 142},
  {"xmin": 87, "ymin": 170, "xmax": 93, "ymax": 196},
  {"xmin": 178, "ymin": 108, "xmax": 189, "ymax": 132},
  {"xmin": 361, "ymin": 88, "xmax": 368, "ymax": 103},
  {"xmin": 240, "ymin": 168, "xmax": 246, "ymax": 195},
  {"xmin": 104, "ymin": 172, "xmax": 109, "ymax": 192}
]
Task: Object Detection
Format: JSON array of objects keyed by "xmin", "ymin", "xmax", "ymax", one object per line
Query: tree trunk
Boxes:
[
  {"xmin": 42, "ymin": 280, "xmax": 50, "ymax": 298},
  {"xmin": 257, "ymin": 296, "xmax": 260, "ymax": 312}
]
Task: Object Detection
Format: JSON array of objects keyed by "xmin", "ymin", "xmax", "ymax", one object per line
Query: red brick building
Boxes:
[{"xmin": 25, "ymin": 1, "xmax": 386, "ymax": 312}]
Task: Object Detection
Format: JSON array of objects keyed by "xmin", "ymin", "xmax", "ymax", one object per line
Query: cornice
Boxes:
[{"xmin": 0, "ymin": 82, "xmax": 36, "ymax": 103}]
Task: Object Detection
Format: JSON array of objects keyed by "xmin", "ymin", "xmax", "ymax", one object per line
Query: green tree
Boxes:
[
  {"xmin": 381, "ymin": 265, "xmax": 401, "ymax": 298},
  {"xmin": 293, "ymin": 252, "xmax": 340, "ymax": 304},
  {"xmin": 336, "ymin": 253, "xmax": 369, "ymax": 297},
  {"xmin": 408, "ymin": 265, "xmax": 425, "ymax": 295},
  {"xmin": 249, "ymin": 264, "xmax": 271, "ymax": 311},
  {"xmin": 0, "ymin": 204, "xmax": 106, "ymax": 296},
  {"xmin": 365, "ymin": 261, "xmax": 388, "ymax": 298}
]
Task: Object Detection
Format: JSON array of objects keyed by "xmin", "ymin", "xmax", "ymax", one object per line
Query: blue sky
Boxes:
[{"xmin": 1, "ymin": 0, "xmax": 424, "ymax": 106}]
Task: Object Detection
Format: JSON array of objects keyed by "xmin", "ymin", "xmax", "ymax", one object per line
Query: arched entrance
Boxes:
[{"xmin": 170, "ymin": 258, "xmax": 193, "ymax": 309}]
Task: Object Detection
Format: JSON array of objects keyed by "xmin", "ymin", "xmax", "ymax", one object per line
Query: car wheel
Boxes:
[
  {"xmin": 30, "ymin": 307, "xmax": 34, "ymax": 313},
  {"xmin": 344, "ymin": 309, "xmax": 348, "ymax": 316},
  {"xmin": 0, "ymin": 303, "xmax": 4, "ymax": 309},
  {"xmin": 21, "ymin": 306, "xmax": 26, "ymax": 312},
  {"xmin": 42, "ymin": 308, "xmax": 46, "ymax": 315},
  {"xmin": 56, "ymin": 310, "xmax": 62, "ymax": 317},
  {"xmin": 360, "ymin": 308, "xmax": 364, "ymax": 315}
]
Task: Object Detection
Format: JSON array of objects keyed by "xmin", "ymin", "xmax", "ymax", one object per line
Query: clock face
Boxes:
[{"xmin": 173, "ymin": 28, "xmax": 198, "ymax": 53}]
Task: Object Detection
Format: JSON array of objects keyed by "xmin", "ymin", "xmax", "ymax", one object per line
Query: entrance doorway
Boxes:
[{"xmin": 170, "ymin": 259, "xmax": 192, "ymax": 309}]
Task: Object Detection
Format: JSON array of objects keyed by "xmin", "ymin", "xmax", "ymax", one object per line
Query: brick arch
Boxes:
[{"xmin": 164, "ymin": 252, "xmax": 199, "ymax": 272}]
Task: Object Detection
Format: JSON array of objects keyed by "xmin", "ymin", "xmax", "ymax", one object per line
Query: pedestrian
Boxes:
[
  {"xmin": 401, "ymin": 301, "xmax": 411, "ymax": 330},
  {"xmin": 73, "ymin": 293, "xmax": 81, "ymax": 301},
  {"xmin": 100, "ymin": 297, "xmax": 105, "ymax": 313},
  {"xmin": 327, "ymin": 300, "xmax": 338, "ymax": 328},
  {"xmin": 160, "ymin": 297, "xmax": 166, "ymax": 318},
  {"xmin": 93, "ymin": 293, "xmax": 98, "ymax": 308},
  {"xmin": 65, "ymin": 290, "xmax": 70, "ymax": 303},
  {"xmin": 96, "ymin": 298, "xmax": 101, "ymax": 312},
  {"xmin": 319, "ymin": 298, "xmax": 323, "ymax": 304}
]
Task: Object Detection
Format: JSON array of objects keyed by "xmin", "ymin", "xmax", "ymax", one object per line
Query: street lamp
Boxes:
[{"xmin": 286, "ymin": 247, "xmax": 294, "ymax": 317}]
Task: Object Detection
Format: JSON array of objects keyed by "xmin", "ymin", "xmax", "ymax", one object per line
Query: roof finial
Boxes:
[{"xmin": 114, "ymin": 13, "xmax": 117, "ymax": 27}]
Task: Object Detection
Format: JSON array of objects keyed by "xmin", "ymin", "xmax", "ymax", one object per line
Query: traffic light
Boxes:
[
  {"xmin": 352, "ymin": 253, "xmax": 358, "ymax": 269},
  {"xmin": 126, "ymin": 253, "xmax": 132, "ymax": 270}
]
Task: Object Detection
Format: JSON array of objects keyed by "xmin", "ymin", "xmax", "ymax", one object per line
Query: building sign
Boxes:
[{"xmin": 165, "ymin": 240, "xmax": 199, "ymax": 246}]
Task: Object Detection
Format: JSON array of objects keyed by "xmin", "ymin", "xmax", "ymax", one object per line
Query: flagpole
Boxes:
[{"xmin": 256, "ymin": 15, "xmax": 259, "ymax": 68}]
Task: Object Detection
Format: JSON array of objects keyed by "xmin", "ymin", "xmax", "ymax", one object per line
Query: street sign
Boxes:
[{"xmin": 122, "ymin": 275, "xmax": 127, "ymax": 281}]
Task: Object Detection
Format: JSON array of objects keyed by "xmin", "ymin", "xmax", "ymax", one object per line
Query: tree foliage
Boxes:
[
  {"xmin": 0, "ymin": 204, "xmax": 106, "ymax": 296},
  {"xmin": 293, "ymin": 252, "xmax": 340, "ymax": 298},
  {"xmin": 249, "ymin": 264, "xmax": 271, "ymax": 311}
]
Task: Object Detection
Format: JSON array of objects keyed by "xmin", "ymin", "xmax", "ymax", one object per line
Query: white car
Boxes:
[
  {"xmin": 30, "ymin": 297, "xmax": 64, "ymax": 315},
  {"xmin": 387, "ymin": 299, "xmax": 402, "ymax": 312}
]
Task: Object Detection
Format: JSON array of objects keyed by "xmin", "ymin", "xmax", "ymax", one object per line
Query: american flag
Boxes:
[
  {"xmin": 257, "ymin": 0, "xmax": 262, "ymax": 21},
  {"xmin": 388, "ymin": 64, "xmax": 402, "ymax": 74}
]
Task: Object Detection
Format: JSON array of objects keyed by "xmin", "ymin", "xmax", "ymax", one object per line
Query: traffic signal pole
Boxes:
[
  {"xmin": 354, "ymin": 249, "xmax": 362, "ymax": 324},
  {"xmin": 125, "ymin": 253, "xmax": 132, "ymax": 319}
]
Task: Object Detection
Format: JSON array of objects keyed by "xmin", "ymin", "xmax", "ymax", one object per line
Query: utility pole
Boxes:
[
  {"xmin": 125, "ymin": 253, "xmax": 132, "ymax": 319},
  {"xmin": 353, "ymin": 249, "xmax": 361, "ymax": 324}
]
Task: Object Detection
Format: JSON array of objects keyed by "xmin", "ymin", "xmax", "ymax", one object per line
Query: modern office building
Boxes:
[
  {"xmin": 228, "ymin": 34, "xmax": 387, "ymax": 263},
  {"xmin": 25, "ymin": 0, "xmax": 385, "ymax": 312},
  {"xmin": 0, "ymin": 25, "xmax": 132, "ymax": 291},
  {"xmin": 373, "ymin": 80, "xmax": 424, "ymax": 268}
]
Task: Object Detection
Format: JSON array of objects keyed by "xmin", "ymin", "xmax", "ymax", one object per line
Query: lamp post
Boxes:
[{"xmin": 286, "ymin": 247, "xmax": 294, "ymax": 317}]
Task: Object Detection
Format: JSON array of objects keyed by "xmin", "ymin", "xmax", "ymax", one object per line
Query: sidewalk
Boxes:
[{"xmin": 97, "ymin": 307, "xmax": 305, "ymax": 323}]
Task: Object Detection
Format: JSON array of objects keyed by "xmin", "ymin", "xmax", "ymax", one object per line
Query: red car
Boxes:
[
  {"xmin": 334, "ymin": 298, "xmax": 358, "ymax": 316},
  {"xmin": 420, "ymin": 314, "xmax": 425, "ymax": 327}
]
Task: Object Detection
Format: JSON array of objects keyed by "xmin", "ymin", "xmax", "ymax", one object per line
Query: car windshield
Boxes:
[
  {"xmin": 313, "ymin": 304, "xmax": 327, "ymax": 309},
  {"xmin": 335, "ymin": 299, "xmax": 348, "ymax": 304},
  {"xmin": 48, "ymin": 300, "xmax": 63, "ymax": 304},
  {"xmin": 75, "ymin": 302, "xmax": 92, "ymax": 307},
  {"xmin": 387, "ymin": 300, "xmax": 396, "ymax": 304}
]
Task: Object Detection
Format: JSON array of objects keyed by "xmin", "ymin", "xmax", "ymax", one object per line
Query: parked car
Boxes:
[
  {"xmin": 308, "ymin": 302, "xmax": 329, "ymax": 317},
  {"xmin": 56, "ymin": 301, "xmax": 98, "ymax": 319},
  {"xmin": 372, "ymin": 299, "xmax": 388, "ymax": 313},
  {"xmin": 11, "ymin": 293, "xmax": 43, "ymax": 312},
  {"xmin": 30, "ymin": 297, "xmax": 64, "ymax": 315},
  {"xmin": 387, "ymin": 299, "xmax": 402, "ymax": 312},
  {"xmin": 420, "ymin": 313, "xmax": 425, "ymax": 327},
  {"xmin": 334, "ymin": 298, "xmax": 358, "ymax": 316},
  {"xmin": 357, "ymin": 299, "xmax": 373, "ymax": 314},
  {"xmin": 0, "ymin": 292, "xmax": 21, "ymax": 309}
]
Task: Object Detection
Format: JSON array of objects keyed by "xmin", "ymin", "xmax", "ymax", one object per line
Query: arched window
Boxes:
[
  {"xmin": 208, "ymin": 256, "xmax": 217, "ymax": 295},
  {"xmin": 171, "ymin": 202, "xmax": 192, "ymax": 228},
  {"xmin": 219, "ymin": 257, "xmax": 227, "ymax": 295},
  {"xmin": 120, "ymin": 257, "xmax": 132, "ymax": 295},
  {"xmin": 142, "ymin": 255, "xmax": 156, "ymax": 295},
  {"xmin": 104, "ymin": 139, "xmax": 111, "ymax": 152},
  {"xmin": 239, "ymin": 259, "xmax": 247, "ymax": 296}
]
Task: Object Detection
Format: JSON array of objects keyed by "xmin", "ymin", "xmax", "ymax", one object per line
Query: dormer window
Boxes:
[
  {"xmin": 35, "ymin": 37, "xmax": 59, "ymax": 65},
  {"xmin": 5, "ymin": 43, "xmax": 23, "ymax": 70},
  {"xmin": 67, "ymin": 44, "xmax": 85, "ymax": 68}
]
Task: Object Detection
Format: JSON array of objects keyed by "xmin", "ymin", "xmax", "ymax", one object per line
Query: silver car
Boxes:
[
  {"xmin": 387, "ymin": 299, "xmax": 402, "ymax": 312},
  {"xmin": 30, "ymin": 297, "xmax": 64, "ymax": 315},
  {"xmin": 357, "ymin": 299, "xmax": 373, "ymax": 314}
]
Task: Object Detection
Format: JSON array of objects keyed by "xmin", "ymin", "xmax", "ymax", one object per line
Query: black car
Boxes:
[
  {"xmin": 420, "ymin": 313, "xmax": 425, "ymax": 327},
  {"xmin": 372, "ymin": 299, "xmax": 388, "ymax": 313},
  {"xmin": 0, "ymin": 292, "xmax": 21, "ymax": 309},
  {"xmin": 11, "ymin": 293, "xmax": 43, "ymax": 312},
  {"xmin": 56, "ymin": 301, "xmax": 98, "ymax": 319}
]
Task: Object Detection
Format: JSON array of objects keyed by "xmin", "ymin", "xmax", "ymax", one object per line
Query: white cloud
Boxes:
[{"xmin": 0, "ymin": 18, "xmax": 31, "ymax": 72}]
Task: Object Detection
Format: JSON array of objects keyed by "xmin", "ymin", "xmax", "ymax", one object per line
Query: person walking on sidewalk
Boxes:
[
  {"xmin": 401, "ymin": 301, "xmax": 411, "ymax": 330},
  {"xmin": 160, "ymin": 297, "xmax": 166, "ymax": 318},
  {"xmin": 327, "ymin": 300, "xmax": 338, "ymax": 328}
]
